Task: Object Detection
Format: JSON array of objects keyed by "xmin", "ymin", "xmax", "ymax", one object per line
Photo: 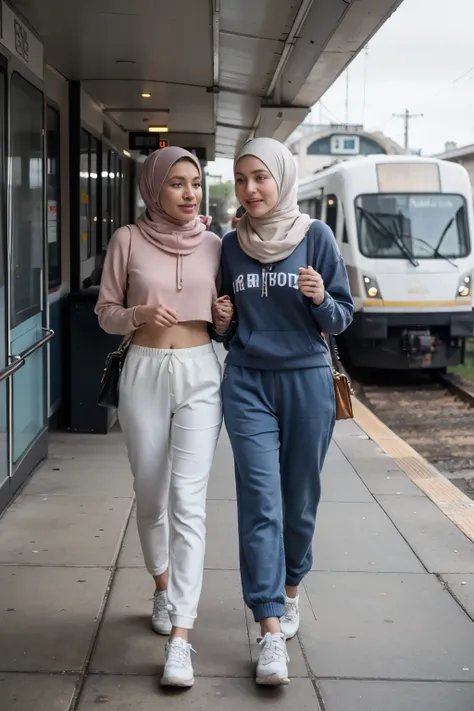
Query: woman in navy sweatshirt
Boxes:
[{"xmin": 212, "ymin": 137, "xmax": 353, "ymax": 686}]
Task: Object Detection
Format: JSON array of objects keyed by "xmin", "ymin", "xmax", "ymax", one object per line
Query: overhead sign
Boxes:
[
  {"xmin": 184, "ymin": 147, "xmax": 207, "ymax": 161},
  {"xmin": 129, "ymin": 132, "xmax": 168, "ymax": 151},
  {"xmin": 0, "ymin": 2, "xmax": 44, "ymax": 79}
]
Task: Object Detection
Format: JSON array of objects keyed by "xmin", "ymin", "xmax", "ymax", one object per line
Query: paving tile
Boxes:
[
  {"xmin": 441, "ymin": 574, "xmax": 474, "ymax": 619},
  {"xmin": 347, "ymin": 456, "xmax": 425, "ymax": 497},
  {"xmin": 301, "ymin": 571, "xmax": 474, "ymax": 681},
  {"xmin": 91, "ymin": 569, "xmax": 251, "ymax": 677},
  {"xmin": 205, "ymin": 501, "xmax": 239, "ymax": 569},
  {"xmin": 0, "ymin": 566, "xmax": 110, "ymax": 672},
  {"xmin": 0, "ymin": 496, "xmax": 132, "ymax": 566},
  {"xmin": 118, "ymin": 501, "xmax": 239, "ymax": 570},
  {"xmin": 48, "ymin": 432, "xmax": 128, "ymax": 462},
  {"xmin": 375, "ymin": 496, "xmax": 474, "ymax": 573},
  {"xmin": 22, "ymin": 457, "xmax": 133, "ymax": 497},
  {"xmin": 319, "ymin": 680, "xmax": 474, "ymax": 711},
  {"xmin": 77, "ymin": 675, "xmax": 321, "ymax": 710},
  {"xmin": 208, "ymin": 432, "xmax": 236, "ymax": 501},
  {"xmin": 320, "ymin": 447, "xmax": 374, "ymax": 503},
  {"xmin": 0, "ymin": 673, "xmax": 78, "ymax": 711},
  {"xmin": 312, "ymin": 502, "xmax": 424, "ymax": 572}
]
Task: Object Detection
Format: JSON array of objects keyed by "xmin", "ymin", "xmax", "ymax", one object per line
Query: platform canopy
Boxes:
[{"xmin": 14, "ymin": 0, "xmax": 404, "ymax": 159}]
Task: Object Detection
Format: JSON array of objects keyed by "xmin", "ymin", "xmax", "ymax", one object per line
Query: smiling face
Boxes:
[
  {"xmin": 159, "ymin": 158, "xmax": 202, "ymax": 222},
  {"xmin": 234, "ymin": 155, "xmax": 279, "ymax": 218}
]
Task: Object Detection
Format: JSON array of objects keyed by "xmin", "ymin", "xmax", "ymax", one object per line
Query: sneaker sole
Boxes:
[
  {"xmin": 160, "ymin": 676, "xmax": 195, "ymax": 688},
  {"xmin": 282, "ymin": 629, "xmax": 298, "ymax": 641},
  {"xmin": 256, "ymin": 674, "xmax": 290, "ymax": 686},
  {"xmin": 151, "ymin": 624, "xmax": 172, "ymax": 636}
]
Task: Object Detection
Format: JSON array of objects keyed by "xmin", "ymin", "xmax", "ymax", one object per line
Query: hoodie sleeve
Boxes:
[
  {"xmin": 95, "ymin": 227, "xmax": 142, "ymax": 335},
  {"xmin": 309, "ymin": 223, "xmax": 354, "ymax": 335},
  {"xmin": 209, "ymin": 233, "xmax": 237, "ymax": 342}
]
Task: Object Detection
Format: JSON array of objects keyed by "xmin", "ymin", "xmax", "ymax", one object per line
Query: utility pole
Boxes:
[{"xmin": 392, "ymin": 108, "xmax": 423, "ymax": 152}]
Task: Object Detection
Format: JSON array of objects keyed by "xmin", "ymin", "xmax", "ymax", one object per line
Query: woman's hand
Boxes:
[
  {"xmin": 135, "ymin": 304, "xmax": 179, "ymax": 328},
  {"xmin": 212, "ymin": 295, "xmax": 233, "ymax": 333},
  {"xmin": 298, "ymin": 266, "xmax": 325, "ymax": 305}
]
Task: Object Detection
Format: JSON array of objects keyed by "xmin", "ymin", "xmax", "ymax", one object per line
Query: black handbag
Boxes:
[
  {"xmin": 98, "ymin": 335, "xmax": 132, "ymax": 409},
  {"xmin": 97, "ymin": 225, "xmax": 133, "ymax": 409}
]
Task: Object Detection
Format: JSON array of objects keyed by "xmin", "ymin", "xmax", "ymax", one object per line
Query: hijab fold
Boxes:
[
  {"xmin": 137, "ymin": 146, "xmax": 206, "ymax": 289},
  {"xmin": 234, "ymin": 138, "xmax": 311, "ymax": 264}
]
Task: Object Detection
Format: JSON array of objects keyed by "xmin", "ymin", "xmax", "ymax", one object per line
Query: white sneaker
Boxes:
[
  {"xmin": 280, "ymin": 595, "xmax": 300, "ymax": 640},
  {"xmin": 256, "ymin": 632, "xmax": 290, "ymax": 685},
  {"xmin": 151, "ymin": 590, "xmax": 172, "ymax": 636},
  {"xmin": 161, "ymin": 637, "xmax": 195, "ymax": 687}
]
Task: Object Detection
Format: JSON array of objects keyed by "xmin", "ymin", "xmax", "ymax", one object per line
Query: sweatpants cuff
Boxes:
[
  {"xmin": 170, "ymin": 614, "xmax": 195, "ymax": 630},
  {"xmin": 285, "ymin": 575, "xmax": 304, "ymax": 588},
  {"xmin": 147, "ymin": 563, "xmax": 169, "ymax": 577},
  {"xmin": 253, "ymin": 602, "xmax": 285, "ymax": 622}
]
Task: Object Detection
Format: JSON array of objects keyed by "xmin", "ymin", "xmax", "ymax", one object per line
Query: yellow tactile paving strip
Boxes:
[{"xmin": 353, "ymin": 398, "xmax": 474, "ymax": 543}]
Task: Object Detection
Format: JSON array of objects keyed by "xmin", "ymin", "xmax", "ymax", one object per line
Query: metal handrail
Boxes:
[
  {"xmin": 14, "ymin": 328, "xmax": 55, "ymax": 361},
  {"xmin": 0, "ymin": 356, "xmax": 24, "ymax": 383}
]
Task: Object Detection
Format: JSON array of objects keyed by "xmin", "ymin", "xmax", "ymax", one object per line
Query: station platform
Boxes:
[{"xmin": 1, "ymin": 351, "xmax": 474, "ymax": 710}]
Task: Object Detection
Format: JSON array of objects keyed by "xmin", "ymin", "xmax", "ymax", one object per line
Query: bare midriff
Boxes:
[{"xmin": 132, "ymin": 320, "xmax": 210, "ymax": 350}]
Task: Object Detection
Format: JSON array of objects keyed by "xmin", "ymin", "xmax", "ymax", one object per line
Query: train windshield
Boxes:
[{"xmin": 355, "ymin": 193, "xmax": 470, "ymax": 260}]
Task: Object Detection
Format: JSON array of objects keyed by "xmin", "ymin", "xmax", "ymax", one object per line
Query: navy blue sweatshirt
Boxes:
[{"xmin": 217, "ymin": 220, "xmax": 354, "ymax": 370}]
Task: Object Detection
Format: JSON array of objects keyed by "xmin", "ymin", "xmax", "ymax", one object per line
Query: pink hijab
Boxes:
[{"xmin": 137, "ymin": 147, "xmax": 206, "ymax": 290}]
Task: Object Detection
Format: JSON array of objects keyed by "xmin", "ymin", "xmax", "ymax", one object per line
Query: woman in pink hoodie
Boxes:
[{"xmin": 96, "ymin": 147, "xmax": 232, "ymax": 688}]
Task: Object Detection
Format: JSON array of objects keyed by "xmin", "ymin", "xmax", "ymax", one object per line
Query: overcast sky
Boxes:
[{"xmin": 210, "ymin": 0, "xmax": 472, "ymax": 180}]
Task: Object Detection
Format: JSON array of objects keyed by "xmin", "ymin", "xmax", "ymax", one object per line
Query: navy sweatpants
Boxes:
[{"xmin": 222, "ymin": 365, "xmax": 336, "ymax": 622}]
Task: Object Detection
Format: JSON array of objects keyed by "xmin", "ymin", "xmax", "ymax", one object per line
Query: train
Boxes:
[{"xmin": 298, "ymin": 154, "xmax": 474, "ymax": 371}]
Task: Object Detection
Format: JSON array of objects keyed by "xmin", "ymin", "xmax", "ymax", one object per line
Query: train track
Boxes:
[{"xmin": 349, "ymin": 369, "xmax": 474, "ymax": 501}]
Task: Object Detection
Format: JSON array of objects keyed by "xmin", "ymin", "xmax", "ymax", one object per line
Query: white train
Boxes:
[{"xmin": 298, "ymin": 155, "xmax": 474, "ymax": 370}]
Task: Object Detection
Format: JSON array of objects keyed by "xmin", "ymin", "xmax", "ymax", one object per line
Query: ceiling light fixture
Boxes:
[
  {"xmin": 148, "ymin": 126, "xmax": 169, "ymax": 133},
  {"xmin": 141, "ymin": 93, "xmax": 151, "ymax": 98}
]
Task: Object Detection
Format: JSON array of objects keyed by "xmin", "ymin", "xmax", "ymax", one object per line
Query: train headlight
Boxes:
[
  {"xmin": 457, "ymin": 274, "xmax": 471, "ymax": 298},
  {"xmin": 363, "ymin": 275, "xmax": 382, "ymax": 299}
]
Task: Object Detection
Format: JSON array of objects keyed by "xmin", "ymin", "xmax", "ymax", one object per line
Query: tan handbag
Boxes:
[{"xmin": 306, "ymin": 230, "xmax": 354, "ymax": 421}]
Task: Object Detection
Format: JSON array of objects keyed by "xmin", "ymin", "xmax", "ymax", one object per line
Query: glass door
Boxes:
[
  {"xmin": 0, "ymin": 66, "xmax": 9, "ymax": 510},
  {"xmin": 9, "ymin": 71, "xmax": 51, "ymax": 492}
]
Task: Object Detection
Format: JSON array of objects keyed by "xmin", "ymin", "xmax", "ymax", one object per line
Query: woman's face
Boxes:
[
  {"xmin": 234, "ymin": 156, "xmax": 279, "ymax": 218},
  {"xmin": 159, "ymin": 159, "xmax": 202, "ymax": 222}
]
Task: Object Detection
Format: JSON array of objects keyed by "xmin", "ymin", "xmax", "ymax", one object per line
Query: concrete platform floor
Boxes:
[{"xmin": 1, "ymin": 409, "xmax": 474, "ymax": 709}]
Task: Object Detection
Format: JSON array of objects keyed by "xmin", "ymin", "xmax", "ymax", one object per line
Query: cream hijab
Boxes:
[{"xmin": 234, "ymin": 138, "xmax": 311, "ymax": 264}]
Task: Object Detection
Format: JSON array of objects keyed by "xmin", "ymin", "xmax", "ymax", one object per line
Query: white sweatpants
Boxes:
[{"xmin": 118, "ymin": 343, "xmax": 222, "ymax": 629}]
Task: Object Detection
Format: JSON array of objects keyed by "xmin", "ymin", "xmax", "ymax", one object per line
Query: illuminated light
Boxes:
[
  {"xmin": 123, "ymin": 150, "xmax": 131, "ymax": 157},
  {"xmin": 328, "ymin": 199, "xmax": 335, "ymax": 206},
  {"xmin": 141, "ymin": 93, "xmax": 151, "ymax": 98},
  {"xmin": 363, "ymin": 276, "xmax": 371, "ymax": 284},
  {"xmin": 367, "ymin": 286, "xmax": 378, "ymax": 297},
  {"xmin": 459, "ymin": 286, "xmax": 470, "ymax": 297},
  {"xmin": 101, "ymin": 171, "xmax": 108, "ymax": 178},
  {"xmin": 148, "ymin": 126, "xmax": 169, "ymax": 133},
  {"xmin": 90, "ymin": 172, "xmax": 98, "ymax": 179}
]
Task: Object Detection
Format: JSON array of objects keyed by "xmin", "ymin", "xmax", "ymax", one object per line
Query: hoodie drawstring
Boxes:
[{"xmin": 176, "ymin": 252, "xmax": 183, "ymax": 291}]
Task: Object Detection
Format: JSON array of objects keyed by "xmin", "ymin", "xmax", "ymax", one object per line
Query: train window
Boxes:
[
  {"xmin": 325, "ymin": 194, "xmax": 338, "ymax": 233},
  {"xmin": 10, "ymin": 73, "xmax": 44, "ymax": 328},
  {"xmin": 47, "ymin": 105, "xmax": 61, "ymax": 289},
  {"xmin": 79, "ymin": 129, "xmax": 90, "ymax": 261}
]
